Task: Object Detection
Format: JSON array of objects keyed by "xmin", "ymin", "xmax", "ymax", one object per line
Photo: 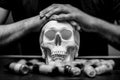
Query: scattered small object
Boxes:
[
  {"xmin": 84, "ymin": 65, "xmax": 96, "ymax": 77},
  {"xmin": 38, "ymin": 64, "xmax": 56, "ymax": 74},
  {"xmin": 9, "ymin": 62, "xmax": 29, "ymax": 74},
  {"xmin": 70, "ymin": 67, "xmax": 81, "ymax": 76},
  {"xmin": 5, "ymin": 59, "xmax": 115, "ymax": 77},
  {"xmin": 95, "ymin": 61, "xmax": 113, "ymax": 75},
  {"xmin": 17, "ymin": 59, "xmax": 27, "ymax": 65}
]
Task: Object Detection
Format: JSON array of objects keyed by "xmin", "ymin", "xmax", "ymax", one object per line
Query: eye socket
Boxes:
[
  {"xmin": 61, "ymin": 29, "xmax": 72, "ymax": 40},
  {"xmin": 45, "ymin": 30, "xmax": 56, "ymax": 40}
]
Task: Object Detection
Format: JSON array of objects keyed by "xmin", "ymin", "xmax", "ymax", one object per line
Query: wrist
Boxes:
[
  {"xmin": 24, "ymin": 15, "xmax": 43, "ymax": 32},
  {"xmin": 76, "ymin": 12, "xmax": 98, "ymax": 32}
]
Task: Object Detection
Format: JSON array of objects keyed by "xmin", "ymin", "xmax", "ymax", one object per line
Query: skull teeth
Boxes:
[
  {"xmin": 52, "ymin": 51, "xmax": 66, "ymax": 55},
  {"xmin": 51, "ymin": 53, "xmax": 67, "ymax": 61}
]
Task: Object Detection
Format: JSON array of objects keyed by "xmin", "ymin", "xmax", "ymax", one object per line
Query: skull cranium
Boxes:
[{"xmin": 39, "ymin": 20, "xmax": 80, "ymax": 64}]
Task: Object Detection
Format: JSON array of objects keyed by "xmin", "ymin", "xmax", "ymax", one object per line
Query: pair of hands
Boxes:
[{"xmin": 39, "ymin": 4, "xmax": 96, "ymax": 32}]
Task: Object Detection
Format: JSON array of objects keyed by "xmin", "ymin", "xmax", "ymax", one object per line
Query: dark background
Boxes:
[{"xmin": 5, "ymin": 13, "xmax": 120, "ymax": 56}]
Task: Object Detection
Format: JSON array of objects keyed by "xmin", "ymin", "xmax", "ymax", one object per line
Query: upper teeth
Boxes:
[
  {"xmin": 52, "ymin": 51, "xmax": 66, "ymax": 55},
  {"xmin": 51, "ymin": 51, "xmax": 67, "ymax": 61},
  {"xmin": 51, "ymin": 54, "xmax": 67, "ymax": 61}
]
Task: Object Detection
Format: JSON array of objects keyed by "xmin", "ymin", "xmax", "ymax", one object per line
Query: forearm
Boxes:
[
  {"xmin": 91, "ymin": 18, "xmax": 120, "ymax": 50},
  {"xmin": 93, "ymin": 19, "xmax": 120, "ymax": 42},
  {"xmin": 0, "ymin": 15, "xmax": 42, "ymax": 45},
  {"xmin": 76, "ymin": 11, "xmax": 120, "ymax": 50}
]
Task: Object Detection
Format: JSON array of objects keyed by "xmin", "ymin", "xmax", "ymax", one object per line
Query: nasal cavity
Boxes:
[{"xmin": 55, "ymin": 34, "xmax": 61, "ymax": 46}]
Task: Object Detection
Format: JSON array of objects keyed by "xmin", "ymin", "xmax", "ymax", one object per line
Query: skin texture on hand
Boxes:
[
  {"xmin": 39, "ymin": 4, "xmax": 120, "ymax": 51},
  {"xmin": 39, "ymin": 4, "xmax": 96, "ymax": 32},
  {"xmin": 0, "ymin": 15, "xmax": 48, "ymax": 45}
]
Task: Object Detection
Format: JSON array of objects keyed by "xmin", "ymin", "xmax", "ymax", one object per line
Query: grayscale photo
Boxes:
[{"xmin": 0, "ymin": 0, "xmax": 120, "ymax": 80}]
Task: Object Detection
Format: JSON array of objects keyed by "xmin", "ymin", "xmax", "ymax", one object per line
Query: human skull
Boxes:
[{"xmin": 39, "ymin": 20, "xmax": 80, "ymax": 64}]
